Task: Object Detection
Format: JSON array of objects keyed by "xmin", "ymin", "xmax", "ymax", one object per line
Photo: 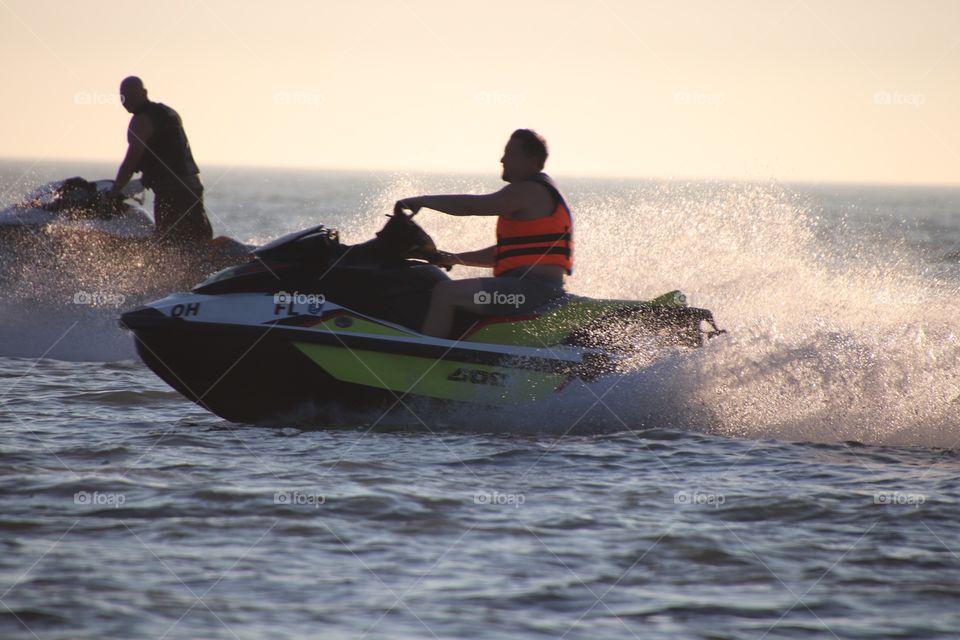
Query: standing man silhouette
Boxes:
[{"xmin": 109, "ymin": 76, "xmax": 213, "ymax": 247}]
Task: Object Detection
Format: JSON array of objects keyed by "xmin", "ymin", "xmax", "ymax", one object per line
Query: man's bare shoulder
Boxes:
[{"xmin": 501, "ymin": 180, "xmax": 553, "ymax": 218}]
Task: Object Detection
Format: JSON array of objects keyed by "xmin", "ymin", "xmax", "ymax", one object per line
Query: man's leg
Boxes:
[
  {"xmin": 153, "ymin": 180, "xmax": 213, "ymax": 247},
  {"xmin": 421, "ymin": 279, "xmax": 488, "ymax": 338},
  {"xmin": 153, "ymin": 189, "xmax": 174, "ymax": 242},
  {"xmin": 422, "ymin": 276, "xmax": 564, "ymax": 338}
]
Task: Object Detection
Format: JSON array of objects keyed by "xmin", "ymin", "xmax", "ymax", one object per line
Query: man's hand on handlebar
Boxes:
[
  {"xmin": 396, "ymin": 198, "xmax": 423, "ymax": 215},
  {"xmin": 433, "ymin": 250, "xmax": 459, "ymax": 269}
]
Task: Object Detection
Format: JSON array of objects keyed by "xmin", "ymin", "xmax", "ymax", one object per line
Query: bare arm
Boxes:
[
  {"xmin": 400, "ymin": 183, "xmax": 551, "ymax": 269},
  {"xmin": 439, "ymin": 245, "xmax": 496, "ymax": 268},
  {"xmin": 109, "ymin": 114, "xmax": 153, "ymax": 196},
  {"xmin": 402, "ymin": 182, "xmax": 536, "ymax": 217}
]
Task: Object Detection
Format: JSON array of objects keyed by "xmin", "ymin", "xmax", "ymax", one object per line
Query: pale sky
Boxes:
[{"xmin": 1, "ymin": 0, "xmax": 958, "ymax": 184}]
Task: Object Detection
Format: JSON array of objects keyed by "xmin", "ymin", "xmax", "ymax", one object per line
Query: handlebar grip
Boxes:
[
  {"xmin": 429, "ymin": 250, "xmax": 453, "ymax": 271},
  {"xmin": 396, "ymin": 201, "xmax": 425, "ymax": 220},
  {"xmin": 394, "ymin": 201, "xmax": 417, "ymax": 219}
]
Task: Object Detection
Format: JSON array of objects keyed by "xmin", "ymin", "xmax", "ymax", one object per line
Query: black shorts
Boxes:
[
  {"xmin": 473, "ymin": 269, "xmax": 565, "ymax": 315},
  {"xmin": 152, "ymin": 176, "xmax": 213, "ymax": 245}
]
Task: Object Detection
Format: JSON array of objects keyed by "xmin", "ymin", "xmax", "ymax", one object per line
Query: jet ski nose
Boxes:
[{"xmin": 118, "ymin": 305, "xmax": 166, "ymax": 330}]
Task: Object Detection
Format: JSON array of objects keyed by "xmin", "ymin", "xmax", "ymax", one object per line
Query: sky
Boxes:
[{"xmin": 0, "ymin": 0, "xmax": 958, "ymax": 184}]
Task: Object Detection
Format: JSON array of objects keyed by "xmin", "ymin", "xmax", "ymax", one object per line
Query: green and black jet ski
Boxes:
[{"xmin": 120, "ymin": 205, "xmax": 723, "ymax": 424}]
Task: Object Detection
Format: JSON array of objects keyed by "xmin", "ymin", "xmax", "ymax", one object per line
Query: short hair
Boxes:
[{"xmin": 510, "ymin": 129, "xmax": 548, "ymax": 169}]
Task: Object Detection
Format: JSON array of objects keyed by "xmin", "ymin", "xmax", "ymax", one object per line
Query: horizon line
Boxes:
[{"xmin": 2, "ymin": 155, "xmax": 959, "ymax": 190}]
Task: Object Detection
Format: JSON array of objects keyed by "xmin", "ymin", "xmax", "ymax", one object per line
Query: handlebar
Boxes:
[
  {"xmin": 393, "ymin": 201, "xmax": 417, "ymax": 219},
  {"xmin": 388, "ymin": 201, "xmax": 451, "ymax": 271}
]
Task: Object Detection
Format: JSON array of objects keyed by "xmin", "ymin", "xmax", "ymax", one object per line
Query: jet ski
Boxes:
[
  {"xmin": 0, "ymin": 176, "xmax": 152, "ymax": 245},
  {"xmin": 121, "ymin": 205, "xmax": 723, "ymax": 424},
  {"xmin": 0, "ymin": 176, "xmax": 250, "ymax": 296}
]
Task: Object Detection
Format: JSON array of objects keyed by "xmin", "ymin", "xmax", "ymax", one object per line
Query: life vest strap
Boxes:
[
  {"xmin": 496, "ymin": 232, "xmax": 571, "ymax": 247},
  {"xmin": 495, "ymin": 246, "xmax": 572, "ymax": 260}
]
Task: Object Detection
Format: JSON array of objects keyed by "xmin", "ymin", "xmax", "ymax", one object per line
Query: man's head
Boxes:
[
  {"xmin": 119, "ymin": 76, "xmax": 148, "ymax": 114},
  {"xmin": 500, "ymin": 129, "xmax": 548, "ymax": 182}
]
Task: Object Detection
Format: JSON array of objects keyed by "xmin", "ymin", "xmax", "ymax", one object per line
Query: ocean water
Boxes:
[{"xmin": 1, "ymin": 158, "xmax": 959, "ymax": 639}]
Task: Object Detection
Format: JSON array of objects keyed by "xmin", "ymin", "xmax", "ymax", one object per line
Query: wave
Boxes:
[{"xmin": 417, "ymin": 180, "xmax": 960, "ymax": 448}]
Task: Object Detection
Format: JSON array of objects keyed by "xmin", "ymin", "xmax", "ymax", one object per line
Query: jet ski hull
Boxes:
[
  {"xmin": 126, "ymin": 310, "xmax": 386, "ymax": 423},
  {"xmin": 122, "ymin": 299, "xmax": 587, "ymax": 424}
]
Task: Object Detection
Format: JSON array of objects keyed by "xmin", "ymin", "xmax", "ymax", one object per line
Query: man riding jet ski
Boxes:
[
  {"xmin": 120, "ymin": 203, "xmax": 723, "ymax": 425},
  {"xmin": 400, "ymin": 129, "xmax": 571, "ymax": 338}
]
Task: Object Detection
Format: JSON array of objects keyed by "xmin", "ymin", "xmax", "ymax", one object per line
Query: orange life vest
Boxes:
[{"xmin": 494, "ymin": 173, "xmax": 573, "ymax": 277}]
